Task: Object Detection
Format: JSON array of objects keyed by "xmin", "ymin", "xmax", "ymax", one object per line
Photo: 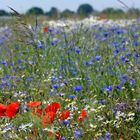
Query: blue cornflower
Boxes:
[
  {"xmin": 95, "ymin": 55, "xmax": 101, "ymax": 61},
  {"xmin": 37, "ymin": 41, "xmax": 45, "ymax": 49},
  {"xmin": 75, "ymin": 48, "xmax": 81, "ymax": 53},
  {"xmin": 51, "ymin": 40, "xmax": 61, "ymax": 45},
  {"xmin": 120, "ymin": 55, "xmax": 126, "ymax": 62},
  {"xmin": 100, "ymin": 133, "xmax": 112, "ymax": 140},
  {"xmin": 98, "ymin": 99, "xmax": 106, "ymax": 104},
  {"xmin": 52, "ymin": 83, "xmax": 60, "ymax": 89},
  {"xmin": 0, "ymin": 60, "xmax": 8, "ymax": 66},
  {"xmin": 48, "ymin": 27, "xmax": 54, "ymax": 33},
  {"xmin": 69, "ymin": 94, "xmax": 76, "ymax": 99},
  {"xmin": 17, "ymin": 59, "xmax": 23, "ymax": 63},
  {"xmin": 26, "ymin": 77, "xmax": 34, "ymax": 81},
  {"xmin": 133, "ymin": 41, "xmax": 139, "ymax": 47},
  {"xmin": 130, "ymin": 79, "xmax": 135, "ymax": 86},
  {"xmin": 105, "ymin": 133, "xmax": 111, "ymax": 137},
  {"xmin": 101, "ymin": 87, "xmax": 105, "ymax": 91},
  {"xmin": 48, "ymin": 91, "xmax": 54, "ymax": 95},
  {"xmin": 61, "ymin": 137, "xmax": 67, "ymax": 140},
  {"xmin": 106, "ymin": 85, "xmax": 113, "ymax": 92},
  {"xmin": 74, "ymin": 129, "xmax": 83, "ymax": 138},
  {"xmin": 103, "ymin": 31, "xmax": 109, "ymax": 37},
  {"xmin": 4, "ymin": 74, "xmax": 11, "ymax": 79},
  {"xmin": 52, "ymin": 77, "xmax": 59, "ymax": 82},
  {"xmin": 104, "ymin": 132, "xmax": 112, "ymax": 140},
  {"xmin": 114, "ymin": 48, "xmax": 120, "ymax": 54},
  {"xmin": 120, "ymin": 80, "xmax": 126, "ymax": 85},
  {"xmin": 85, "ymin": 60, "xmax": 94, "ymax": 66},
  {"xmin": 116, "ymin": 29, "xmax": 123, "ymax": 34},
  {"xmin": 133, "ymin": 52, "xmax": 139, "ymax": 58},
  {"xmin": 95, "ymin": 33, "xmax": 99, "ymax": 39},
  {"xmin": 122, "ymin": 44, "xmax": 127, "ymax": 50},
  {"xmin": 122, "ymin": 38, "xmax": 127, "ymax": 43},
  {"xmin": 121, "ymin": 74, "xmax": 129, "ymax": 80},
  {"xmin": 126, "ymin": 52, "xmax": 131, "ymax": 57},
  {"xmin": 113, "ymin": 42, "xmax": 119, "ymax": 47},
  {"xmin": 73, "ymin": 85, "xmax": 82, "ymax": 91},
  {"xmin": 63, "ymin": 120, "xmax": 70, "ymax": 125},
  {"xmin": 115, "ymin": 85, "xmax": 122, "ymax": 91},
  {"xmin": 28, "ymin": 61, "xmax": 35, "ymax": 65}
]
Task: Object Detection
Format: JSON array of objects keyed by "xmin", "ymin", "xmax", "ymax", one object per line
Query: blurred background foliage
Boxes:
[{"xmin": 0, "ymin": 3, "xmax": 140, "ymax": 19}]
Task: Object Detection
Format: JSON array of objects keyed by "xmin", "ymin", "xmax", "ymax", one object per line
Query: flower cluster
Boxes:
[{"xmin": 0, "ymin": 102, "xmax": 20, "ymax": 118}]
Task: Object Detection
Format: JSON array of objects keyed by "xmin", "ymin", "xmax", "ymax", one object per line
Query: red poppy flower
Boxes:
[
  {"xmin": 33, "ymin": 107, "xmax": 43, "ymax": 117},
  {"xmin": 42, "ymin": 111, "xmax": 55, "ymax": 126},
  {"xmin": 0, "ymin": 103, "xmax": 7, "ymax": 117},
  {"xmin": 78, "ymin": 109, "xmax": 87, "ymax": 121},
  {"xmin": 28, "ymin": 101, "xmax": 41, "ymax": 108},
  {"xmin": 44, "ymin": 27, "xmax": 49, "ymax": 33},
  {"xmin": 6, "ymin": 102, "xmax": 20, "ymax": 118},
  {"xmin": 45, "ymin": 102, "xmax": 60, "ymax": 114},
  {"xmin": 59, "ymin": 110, "xmax": 70, "ymax": 120}
]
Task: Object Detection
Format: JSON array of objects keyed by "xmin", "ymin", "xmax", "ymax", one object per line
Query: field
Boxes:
[{"xmin": 0, "ymin": 16, "xmax": 140, "ymax": 140}]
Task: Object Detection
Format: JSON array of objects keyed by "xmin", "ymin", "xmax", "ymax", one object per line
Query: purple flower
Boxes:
[
  {"xmin": 69, "ymin": 94, "xmax": 76, "ymax": 99},
  {"xmin": 115, "ymin": 85, "xmax": 122, "ymax": 91},
  {"xmin": 74, "ymin": 129, "xmax": 82, "ymax": 138},
  {"xmin": 114, "ymin": 48, "xmax": 120, "ymax": 54},
  {"xmin": 105, "ymin": 133, "xmax": 111, "ymax": 137},
  {"xmin": 98, "ymin": 99, "xmax": 106, "ymax": 104},
  {"xmin": 37, "ymin": 41, "xmax": 45, "ymax": 49},
  {"xmin": 26, "ymin": 77, "xmax": 34, "ymax": 81},
  {"xmin": 113, "ymin": 42, "xmax": 119, "ymax": 47},
  {"xmin": 61, "ymin": 137, "xmax": 67, "ymax": 140},
  {"xmin": 51, "ymin": 40, "xmax": 61, "ymax": 45},
  {"xmin": 95, "ymin": 55, "xmax": 101, "ymax": 61},
  {"xmin": 130, "ymin": 79, "xmax": 135, "ymax": 86},
  {"xmin": 52, "ymin": 83, "xmax": 60, "ymax": 89},
  {"xmin": 73, "ymin": 85, "xmax": 82, "ymax": 91},
  {"xmin": 120, "ymin": 55, "xmax": 126, "ymax": 62},
  {"xmin": 75, "ymin": 48, "xmax": 81, "ymax": 53},
  {"xmin": 63, "ymin": 120, "xmax": 70, "ymax": 125},
  {"xmin": 113, "ymin": 102, "xmax": 128, "ymax": 114},
  {"xmin": 133, "ymin": 53, "xmax": 139, "ymax": 58},
  {"xmin": 121, "ymin": 74, "xmax": 129, "ymax": 81},
  {"xmin": 103, "ymin": 31, "xmax": 109, "ymax": 37},
  {"xmin": 106, "ymin": 85, "xmax": 113, "ymax": 92},
  {"xmin": 126, "ymin": 52, "xmax": 131, "ymax": 57},
  {"xmin": 0, "ymin": 60, "xmax": 8, "ymax": 66},
  {"xmin": 17, "ymin": 59, "xmax": 23, "ymax": 63},
  {"xmin": 133, "ymin": 41, "xmax": 139, "ymax": 47}
]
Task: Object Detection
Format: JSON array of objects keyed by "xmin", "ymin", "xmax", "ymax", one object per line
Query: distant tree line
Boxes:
[{"xmin": 0, "ymin": 3, "xmax": 140, "ymax": 19}]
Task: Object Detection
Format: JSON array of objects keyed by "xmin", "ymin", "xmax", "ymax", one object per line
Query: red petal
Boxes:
[
  {"xmin": 0, "ymin": 112, "xmax": 6, "ymax": 117},
  {"xmin": 44, "ymin": 27, "xmax": 49, "ymax": 33},
  {"xmin": 45, "ymin": 102, "xmax": 60, "ymax": 113},
  {"xmin": 81, "ymin": 109, "xmax": 87, "ymax": 117},
  {"xmin": 59, "ymin": 110, "xmax": 70, "ymax": 120},
  {"xmin": 0, "ymin": 103, "xmax": 7, "ymax": 111},
  {"xmin": 33, "ymin": 108, "xmax": 43, "ymax": 117},
  {"xmin": 28, "ymin": 101, "xmax": 41, "ymax": 108},
  {"xmin": 42, "ymin": 111, "xmax": 55, "ymax": 126},
  {"xmin": 78, "ymin": 109, "xmax": 87, "ymax": 121},
  {"xmin": 6, "ymin": 102, "xmax": 20, "ymax": 118}
]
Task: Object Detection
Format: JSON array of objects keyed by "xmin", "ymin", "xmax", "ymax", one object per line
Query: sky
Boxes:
[{"xmin": 0, "ymin": 0, "xmax": 140, "ymax": 13}]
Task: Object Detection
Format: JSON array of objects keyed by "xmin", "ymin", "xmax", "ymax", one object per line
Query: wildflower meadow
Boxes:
[{"xmin": 0, "ymin": 12, "xmax": 140, "ymax": 140}]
